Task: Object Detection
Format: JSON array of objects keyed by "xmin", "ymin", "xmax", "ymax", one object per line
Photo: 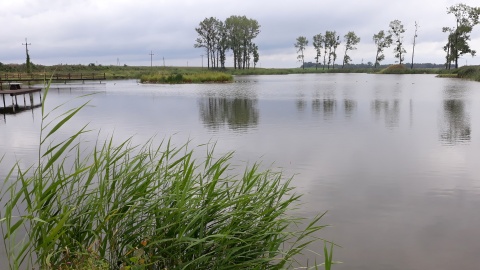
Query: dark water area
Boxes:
[{"xmin": 1, "ymin": 74, "xmax": 480, "ymax": 270}]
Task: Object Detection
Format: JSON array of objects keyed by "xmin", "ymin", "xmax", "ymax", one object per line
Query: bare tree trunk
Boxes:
[{"xmin": 411, "ymin": 22, "xmax": 418, "ymax": 69}]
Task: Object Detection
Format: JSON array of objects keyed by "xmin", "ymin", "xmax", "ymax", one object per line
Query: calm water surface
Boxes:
[{"xmin": 1, "ymin": 73, "xmax": 480, "ymax": 270}]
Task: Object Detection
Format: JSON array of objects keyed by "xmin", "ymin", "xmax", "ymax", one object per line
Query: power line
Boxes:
[
  {"xmin": 149, "ymin": 51, "xmax": 154, "ymax": 67},
  {"xmin": 22, "ymin": 38, "xmax": 31, "ymax": 55}
]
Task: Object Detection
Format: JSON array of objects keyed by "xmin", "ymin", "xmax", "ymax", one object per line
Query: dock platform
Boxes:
[{"xmin": 1, "ymin": 83, "xmax": 42, "ymax": 114}]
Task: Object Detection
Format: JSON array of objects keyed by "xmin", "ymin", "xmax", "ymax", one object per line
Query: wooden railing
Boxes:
[{"xmin": 0, "ymin": 73, "xmax": 106, "ymax": 82}]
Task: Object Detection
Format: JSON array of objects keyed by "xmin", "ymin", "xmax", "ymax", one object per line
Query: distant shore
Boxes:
[{"xmin": 1, "ymin": 63, "xmax": 479, "ymax": 82}]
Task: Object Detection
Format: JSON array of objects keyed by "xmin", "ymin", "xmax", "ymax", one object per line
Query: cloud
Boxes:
[{"xmin": 1, "ymin": 0, "xmax": 480, "ymax": 67}]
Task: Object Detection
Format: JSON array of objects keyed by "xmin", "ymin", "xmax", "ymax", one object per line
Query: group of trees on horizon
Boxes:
[
  {"xmin": 194, "ymin": 16, "xmax": 260, "ymax": 70},
  {"xmin": 295, "ymin": 3, "xmax": 480, "ymax": 70},
  {"xmin": 295, "ymin": 19, "xmax": 411, "ymax": 70},
  {"xmin": 295, "ymin": 31, "xmax": 360, "ymax": 70}
]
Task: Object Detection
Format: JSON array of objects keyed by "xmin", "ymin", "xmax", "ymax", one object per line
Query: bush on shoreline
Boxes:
[{"xmin": 140, "ymin": 71, "xmax": 233, "ymax": 84}]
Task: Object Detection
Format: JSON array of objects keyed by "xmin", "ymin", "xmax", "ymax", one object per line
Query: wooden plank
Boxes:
[{"xmin": 0, "ymin": 88, "xmax": 42, "ymax": 95}]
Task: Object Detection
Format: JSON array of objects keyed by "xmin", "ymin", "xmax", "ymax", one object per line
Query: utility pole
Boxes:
[
  {"xmin": 163, "ymin": 57, "xmax": 165, "ymax": 67},
  {"xmin": 22, "ymin": 38, "xmax": 32, "ymax": 73},
  {"xmin": 149, "ymin": 51, "xmax": 154, "ymax": 67},
  {"xmin": 201, "ymin": 55, "xmax": 204, "ymax": 68}
]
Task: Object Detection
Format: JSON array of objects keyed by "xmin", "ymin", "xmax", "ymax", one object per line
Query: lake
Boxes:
[{"xmin": 1, "ymin": 73, "xmax": 480, "ymax": 270}]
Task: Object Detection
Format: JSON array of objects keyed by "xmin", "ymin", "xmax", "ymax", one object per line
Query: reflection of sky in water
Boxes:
[{"xmin": 1, "ymin": 74, "xmax": 480, "ymax": 270}]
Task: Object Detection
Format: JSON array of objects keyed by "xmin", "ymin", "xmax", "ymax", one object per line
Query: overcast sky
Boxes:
[{"xmin": 1, "ymin": 0, "xmax": 480, "ymax": 68}]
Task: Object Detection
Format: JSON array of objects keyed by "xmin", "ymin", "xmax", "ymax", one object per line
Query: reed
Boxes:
[{"xmin": 1, "ymin": 79, "xmax": 332, "ymax": 269}]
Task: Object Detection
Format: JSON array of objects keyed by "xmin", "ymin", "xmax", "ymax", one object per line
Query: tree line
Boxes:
[
  {"xmin": 194, "ymin": 16, "xmax": 260, "ymax": 69},
  {"xmin": 295, "ymin": 3, "xmax": 479, "ymax": 70},
  {"xmin": 295, "ymin": 31, "xmax": 360, "ymax": 70},
  {"xmin": 295, "ymin": 19, "xmax": 410, "ymax": 70}
]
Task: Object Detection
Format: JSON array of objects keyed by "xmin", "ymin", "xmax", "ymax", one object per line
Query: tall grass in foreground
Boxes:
[{"xmin": 0, "ymin": 81, "xmax": 334, "ymax": 269}]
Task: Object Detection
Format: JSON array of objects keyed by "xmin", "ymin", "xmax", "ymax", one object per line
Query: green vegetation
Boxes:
[
  {"xmin": 1, "ymin": 81, "xmax": 331, "ymax": 269},
  {"xmin": 443, "ymin": 4, "xmax": 480, "ymax": 69},
  {"xmin": 195, "ymin": 16, "xmax": 260, "ymax": 69},
  {"xmin": 373, "ymin": 30, "xmax": 393, "ymax": 68},
  {"xmin": 389, "ymin": 20, "xmax": 407, "ymax": 65},
  {"xmin": 436, "ymin": 73, "xmax": 458, "ymax": 78},
  {"xmin": 377, "ymin": 64, "xmax": 454, "ymax": 75},
  {"xmin": 378, "ymin": 64, "xmax": 408, "ymax": 74},
  {"xmin": 294, "ymin": 36, "xmax": 308, "ymax": 70},
  {"xmin": 140, "ymin": 71, "xmax": 233, "ymax": 83},
  {"xmin": 342, "ymin": 32, "xmax": 361, "ymax": 68},
  {"xmin": 457, "ymin": 65, "xmax": 480, "ymax": 81}
]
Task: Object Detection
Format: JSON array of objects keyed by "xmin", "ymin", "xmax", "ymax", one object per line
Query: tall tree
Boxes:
[
  {"xmin": 252, "ymin": 44, "xmax": 259, "ymax": 68},
  {"xmin": 325, "ymin": 31, "xmax": 336, "ymax": 69},
  {"xmin": 225, "ymin": 15, "xmax": 260, "ymax": 69},
  {"xmin": 217, "ymin": 20, "xmax": 229, "ymax": 69},
  {"xmin": 342, "ymin": 31, "xmax": 360, "ymax": 68},
  {"xmin": 442, "ymin": 27, "xmax": 455, "ymax": 69},
  {"xmin": 444, "ymin": 3, "xmax": 480, "ymax": 69},
  {"xmin": 389, "ymin": 20, "xmax": 406, "ymax": 64},
  {"xmin": 373, "ymin": 30, "xmax": 393, "ymax": 68},
  {"xmin": 331, "ymin": 34, "xmax": 341, "ymax": 69},
  {"xmin": 294, "ymin": 36, "xmax": 308, "ymax": 69},
  {"xmin": 194, "ymin": 17, "xmax": 219, "ymax": 69},
  {"xmin": 312, "ymin": 34, "xmax": 324, "ymax": 70},
  {"xmin": 411, "ymin": 21, "xmax": 419, "ymax": 69},
  {"xmin": 322, "ymin": 32, "xmax": 331, "ymax": 69}
]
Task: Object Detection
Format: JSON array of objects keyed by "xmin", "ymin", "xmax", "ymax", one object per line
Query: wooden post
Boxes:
[
  {"xmin": 29, "ymin": 92, "xmax": 34, "ymax": 107},
  {"xmin": 11, "ymin": 96, "xmax": 15, "ymax": 113},
  {"xmin": 2, "ymin": 94, "xmax": 5, "ymax": 109},
  {"xmin": 23, "ymin": 94, "xmax": 26, "ymax": 107}
]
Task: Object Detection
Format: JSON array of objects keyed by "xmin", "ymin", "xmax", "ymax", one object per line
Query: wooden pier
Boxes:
[
  {"xmin": 0, "ymin": 73, "xmax": 106, "ymax": 84},
  {"xmin": 1, "ymin": 83, "xmax": 42, "ymax": 114}
]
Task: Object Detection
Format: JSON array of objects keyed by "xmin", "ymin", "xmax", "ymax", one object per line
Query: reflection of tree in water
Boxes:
[
  {"xmin": 296, "ymin": 99, "xmax": 307, "ymax": 112},
  {"xmin": 323, "ymin": 99, "xmax": 336, "ymax": 118},
  {"xmin": 312, "ymin": 98, "xmax": 321, "ymax": 112},
  {"xmin": 371, "ymin": 99, "xmax": 400, "ymax": 128},
  {"xmin": 311, "ymin": 99, "xmax": 337, "ymax": 119},
  {"xmin": 440, "ymin": 99, "xmax": 470, "ymax": 144},
  {"xmin": 344, "ymin": 99, "xmax": 356, "ymax": 118},
  {"xmin": 198, "ymin": 97, "xmax": 258, "ymax": 131}
]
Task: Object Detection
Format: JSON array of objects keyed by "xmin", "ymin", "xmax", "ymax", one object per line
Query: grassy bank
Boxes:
[
  {"xmin": 140, "ymin": 71, "xmax": 233, "ymax": 83},
  {"xmin": 0, "ymin": 82, "xmax": 333, "ymax": 269},
  {"xmin": 377, "ymin": 64, "xmax": 450, "ymax": 74},
  {"xmin": 457, "ymin": 65, "xmax": 480, "ymax": 81},
  {"xmin": 3, "ymin": 63, "xmax": 470, "ymax": 85}
]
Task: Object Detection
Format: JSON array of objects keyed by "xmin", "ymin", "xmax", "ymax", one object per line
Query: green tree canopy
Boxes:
[
  {"xmin": 373, "ymin": 30, "xmax": 393, "ymax": 68},
  {"xmin": 294, "ymin": 36, "xmax": 308, "ymax": 69},
  {"xmin": 342, "ymin": 31, "xmax": 360, "ymax": 68},
  {"xmin": 443, "ymin": 3, "xmax": 480, "ymax": 69},
  {"xmin": 389, "ymin": 19, "xmax": 406, "ymax": 64}
]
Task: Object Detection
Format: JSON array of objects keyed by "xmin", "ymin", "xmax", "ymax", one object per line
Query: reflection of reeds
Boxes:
[
  {"xmin": 1, "ymin": 79, "xmax": 331, "ymax": 269},
  {"xmin": 140, "ymin": 72, "xmax": 233, "ymax": 84}
]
